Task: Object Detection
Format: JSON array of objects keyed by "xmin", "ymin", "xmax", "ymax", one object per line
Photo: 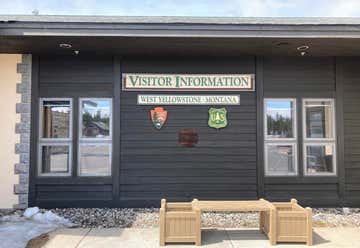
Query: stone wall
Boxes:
[{"xmin": 14, "ymin": 54, "xmax": 32, "ymax": 209}]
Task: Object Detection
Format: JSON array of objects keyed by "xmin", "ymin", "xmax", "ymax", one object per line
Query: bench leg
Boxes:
[
  {"xmin": 306, "ymin": 207, "xmax": 313, "ymax": 246},
  {"xmin": 195, "ymin": 208, "xmax": 201, "ymax": 246},
  {"xmin": 269, "ymin": 208, "xmax": 277, "ymax": 245},
  {"xmin": 195, "ymin": 230, "xmax": 201, "ymax": 246},
  {"xmin": 259, "ymin": 212, "xmax": 264, "ymax": 233},
  {"xmin": 159, "ymin": 208, "xmax": 165, "ymax": 246}
]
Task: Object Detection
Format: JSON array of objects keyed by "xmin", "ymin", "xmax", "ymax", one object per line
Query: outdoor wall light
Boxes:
[
  {"xmin": 59, "ymin": 43, "xmax": 72, "ymax": 49},
  {"xmin": 297, "ymin": 45, "xmax": 310, "ymax": 51}
]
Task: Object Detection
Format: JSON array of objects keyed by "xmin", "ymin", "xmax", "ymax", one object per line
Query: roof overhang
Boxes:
[{"xmin": 2, "ymin": 15, "xmax": 360, "ymax": 56}]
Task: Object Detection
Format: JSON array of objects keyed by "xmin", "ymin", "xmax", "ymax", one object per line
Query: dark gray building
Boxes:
[{"xmin": 1, "ymin": 15, "xmax": 360, "ymax": 208}]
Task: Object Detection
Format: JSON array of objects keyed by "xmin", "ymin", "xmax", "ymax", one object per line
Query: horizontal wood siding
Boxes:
[
  {"xmin": 34, "ymin": 55, "xmax": 114, "ymax": 207},
  {"xmin": 38, "ymin": 55, "xmax": 113, "ymax": 97},
  {"xmin": 263, "ymin": 57, "xmax": 340, "ymax": 206},
  {"xmin": 341, "ymin": 58, "xmax": 360, "ymax": 206},
  {"xmin": 120, "ymin": 58, "xmax": 258, "ymax": 205},
  {"xmin": 36, "ymin": 184, "xmax": 113, "ymax": 200},
  {"xmin": 263, "ymin": 57, "xmax": 335, "ymax": 95},
  {"xmin": 30, "ymin": 54, "xmax": 358, "ymax": 208}
]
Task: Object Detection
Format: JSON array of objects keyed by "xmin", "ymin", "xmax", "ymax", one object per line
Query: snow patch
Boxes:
[
  {"xmin": 0, "ymin": 207, "xmax": 75, "ymax": 248},
  {"xmin": 23, "ymin": 207, "xmax": 39, "ymax": 218}
]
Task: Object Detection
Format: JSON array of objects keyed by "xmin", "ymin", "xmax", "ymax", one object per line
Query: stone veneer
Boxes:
[{"xmin": 14, "ymin": 54, "xmax": 32, "ymax": 209}]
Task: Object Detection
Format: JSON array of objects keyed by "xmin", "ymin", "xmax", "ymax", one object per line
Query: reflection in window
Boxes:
[
  {"xmin": 41, "ymin": 100, "xmax": 71, "ymax": 139},
  {"xmin": 304, "ymin": 100, "xmax": 334, "ymax": 139},
  {"xmin": 81, "ymin": 99, "xmax": 111, "ymax": 138},
  {"xmin": 303, "ymin": 99, "xmax": 336, "ymax": 176},
  {"xmin": 79, "ymin": 144, "xmax": 111, "ymax": 176},
  {"xmin": 40, "ymin": 145, "xmax": 70, "ymax": 175},
  {"xmin": 264, "ymin": 99, "xmax": 297, "ymax": 176},
  {"xmin": 265, "ymin": 100, "xmax": 295, "ymax": 139},
  {"xmin": 39, "ymin": 98, "xmax": 72, "ymax": 176},
  {"xmin": 79, "ymin": 98, "xmax": 112, "ymax": 176},
  {"xmin": 305, "ymin": 144, "xmax": 334, "ymax": 174},
  {"xmin": 266, "ymin": 144, "xmax": 296, "ymax": 176}
]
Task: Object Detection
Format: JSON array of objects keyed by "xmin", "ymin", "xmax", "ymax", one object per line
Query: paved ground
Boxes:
[{"xmin": 43, "ymin": 227, "xmax": 360, "ymax": 248}]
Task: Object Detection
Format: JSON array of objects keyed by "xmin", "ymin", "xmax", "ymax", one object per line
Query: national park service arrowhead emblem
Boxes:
[
  {"xmin": 151, "ymin": 107, "xmax": 168, "ymax": 129},
  {"xmin": 208, "ymin": 107, "xmax": 227, "ymax": 129}
]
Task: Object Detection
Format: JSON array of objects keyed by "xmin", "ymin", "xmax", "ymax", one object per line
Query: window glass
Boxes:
[
  {"xmin": 305, "ymin": 144, "xmax": 334, "ymax": 174},
  {"xmin": 265, "ymin": 100, "xmax": 295, "ymax": 139},
  {"xmin": 39, "ymin": 98, "xmax": 72, "ymax": 176},
  {"xmin": 41, "ymin": 100, "xmax": 71, "ymax": 138},
  {"xmin": 79, "ymin": 144, "xmax": 111, "ymax": 176},
  {"xmin": 304, "ymin": 100, "xmax": 334, "ymax": 139},
  {"xmin": 266, "ymin": 144, "xmax": 296, "ymax": 176},
  {"xmin": 264, "ymin": 98, "xmax": 297, "ymax": 176},
  {"xmin": 40, "ymin": 145, "xmax": 70, "ymax": 174},
  {"xmin": 303, "ymin": 99, "xmax": 336, "ymax": 176},
  {"xmin": 81, "ymin": 99, "xmax": 111, "ymax": 138},
  {"xmin": 79, "ymin": 98, "xmax": 112, "ymax": 177}
]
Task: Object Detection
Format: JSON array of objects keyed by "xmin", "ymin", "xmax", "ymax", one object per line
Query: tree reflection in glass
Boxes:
[
  {"xmin": 81, "ymin": 99, "xmax": 111, "ymax": 138},
  {"xmin": 266, "ymin": 100, "xmax": 294, "ymax": 138}
]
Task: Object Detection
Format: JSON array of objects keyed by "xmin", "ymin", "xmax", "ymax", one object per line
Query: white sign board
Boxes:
[
  {"xmin": 137, "ymin": 95, "xmax": 240, "ymax": 105},
  {"xmin": 123, "ymin": 73, "xmax": 255, "ymax": 91}
]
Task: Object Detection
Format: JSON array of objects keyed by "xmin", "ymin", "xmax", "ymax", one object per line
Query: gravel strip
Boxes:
[
  {"xmin": 3, "ymin": 208, "xmax": 359, "ymax": 228},
  {"xmin": 0, "ymin": 209, "xmax": 22, "ymax": 221},
  {"xmin": 48, "ymin": 208, "xmax": 159, "ymax": 228},
  {"xmin": 313, "ymin": 208, "xmax": 360, "ymax": 227},
  {"xmin": 44, "ymin": 208, "xmax": 360, "ymax": 229}
]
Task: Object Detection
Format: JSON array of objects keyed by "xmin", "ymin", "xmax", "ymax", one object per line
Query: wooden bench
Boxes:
[
  {"xmin": 261, "ymin": 199, "xmax": 313, "ymax": 246},
  {"xmin": 159, "ymin": 198, "xmax": 312, "ymax": 246},
  {"xmin": 159, "ymin": 199, "xmax": 201, "ymax": 246}
]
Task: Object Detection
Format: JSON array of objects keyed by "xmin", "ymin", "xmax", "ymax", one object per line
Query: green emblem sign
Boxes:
[{"xmin": 208, "ymin": 108, "xmax": 228, "ymax": 129}]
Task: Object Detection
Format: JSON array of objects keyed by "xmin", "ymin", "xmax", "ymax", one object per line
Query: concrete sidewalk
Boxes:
[{"xmin": 43, "ymin": 227, "xmax": 360, "ymax": 248}]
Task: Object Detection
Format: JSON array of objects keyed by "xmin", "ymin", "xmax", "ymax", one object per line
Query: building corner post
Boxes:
[{"xmin": 13, "ymin": 54, "xmax": 32, "ymax": 209}]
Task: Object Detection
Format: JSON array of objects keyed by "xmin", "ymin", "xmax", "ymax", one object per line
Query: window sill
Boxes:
[
  {"xmin": 264, "ymin": 176, "xmax": 338, "ymax": 184},
  {"xmin": 36, "ymin": 176, "xmax": 113, "ymax": 184}
]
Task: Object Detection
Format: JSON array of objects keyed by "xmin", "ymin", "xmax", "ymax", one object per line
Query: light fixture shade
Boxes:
[{"xmin": 59, "ymin": 43, "xmax": 72, "ymax": 49}]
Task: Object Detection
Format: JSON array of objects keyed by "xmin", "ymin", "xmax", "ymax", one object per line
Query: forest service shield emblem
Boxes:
[
  {"xmin": 208, "ymin": 107, "xmax": 227, "ymax": 129},
  {"xmin": 150, "ymin": 107, "xmax": 168, "ymax": 129}
]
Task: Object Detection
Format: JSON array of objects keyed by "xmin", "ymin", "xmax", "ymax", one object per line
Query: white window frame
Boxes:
[
  {"xmin": 79, "ymin": 98, "xmax": 113, "ymax": 142},
  {"xmin": 303, "ymin": 98, "xmax": 337, "ymax": 176},
  {"xmin": 38, "ymin": 98, "xmax": 73, "ymax": 176},
  {"xmin": 37, "ymin": 143, "xmax": 72, "ymax": 177},
  {"xmin": 78, "ymin": 142, "xmax": 112, "ymax": 177},
  {"xmin": 264, "ymin": 98, "xmax": 298, "ymax": 176},
  {"xmin": 39, "ymin": 98, "xmax": 73, "ymax": 142},
  {"xmin": 264, "ymin": 98, "xmax": 297, "ymax": 141},
  {"xmin": 78, "ymin": 98, "xmax": 113, "ymax": 177},
  {"xmin": 264, "ymin": 142, "xmax": 298, "ymax": 176},
  {"xmin": 303, "ymin": 142, "xmax": 337, "ymax": 176}
]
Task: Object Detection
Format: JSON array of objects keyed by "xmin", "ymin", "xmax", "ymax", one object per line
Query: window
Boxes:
[
  {"xmin": 40, "ymin": 145, "xmax": 71, "ymax": 174},
  {"xmin": 79, "ymin": 98, "xmax": 112, "ymax": 176},
  {"xmin": 303, "ymin": 99, "xmax": 336, "ymax": 175},
  {"xmin": 264, "ymin": 99, "xmax": 297, "ymax": 176},
  {"xmin": 265, "ymin": 143, "xmax": 297, "ymax": 175},
  {"xmin": 38, "ymin": 98, "xmax": 72, "ymax": 176}
]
